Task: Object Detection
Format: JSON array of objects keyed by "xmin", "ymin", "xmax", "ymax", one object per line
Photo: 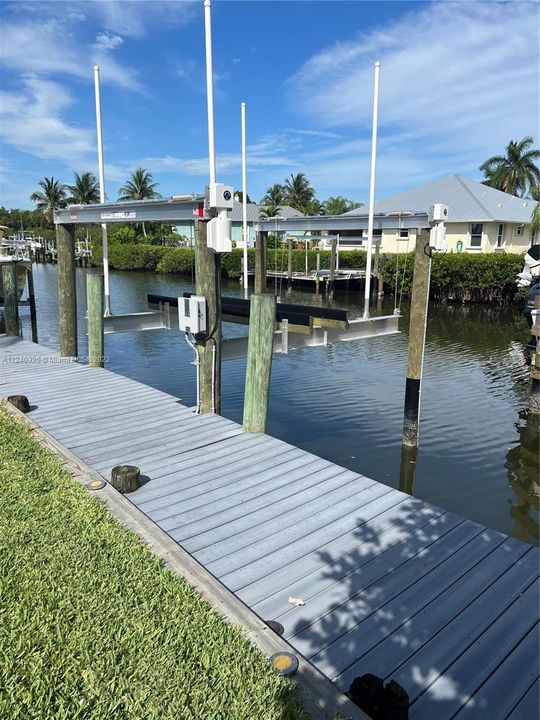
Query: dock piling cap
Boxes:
[{"xmin": 268, "ymin": 652, "xmax": 299, "ymax": 676}]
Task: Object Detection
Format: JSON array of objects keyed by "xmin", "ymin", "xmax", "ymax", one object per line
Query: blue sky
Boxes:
[{"xmin": 1, "ymin": 0, "xmax": 538, "ymax": 209}]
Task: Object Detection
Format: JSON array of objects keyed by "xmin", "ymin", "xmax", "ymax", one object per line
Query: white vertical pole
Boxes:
[
  {"xmin": 241, "ymin": 101, "xmax": 248, "ymax": 296},
  {"xmin": 363, "ymin": 60, "xmax": 381, "ymax": 319},
  {"xmin": 336, "ymin": 233, "xmax": 340, "ymax": 271},
  {"xmin": 204, "ymin": 0, "xmax": 217, "ymax": 186},
  {"xmin": 93, "ymin": 64, "xmax": 111, "ymax": 316}
]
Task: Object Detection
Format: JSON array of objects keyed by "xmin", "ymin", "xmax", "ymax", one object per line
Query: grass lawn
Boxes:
[{"xmin": 0, "ymin": 407, "xmax": 307, "ymax": 720}]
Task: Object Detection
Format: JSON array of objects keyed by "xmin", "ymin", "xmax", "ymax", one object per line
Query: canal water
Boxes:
[{"xmin": 16, "ymin": 264, "xmax": 539, "ymax": 547}]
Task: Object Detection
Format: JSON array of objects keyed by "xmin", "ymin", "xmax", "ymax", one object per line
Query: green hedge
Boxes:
[
  {"xmin": 92, "ymin": 243, "xmax": 525, "ymax": 302},
  {"xmin": 383, "ymin": 252, "xmax": 524, "ymax": 303}
]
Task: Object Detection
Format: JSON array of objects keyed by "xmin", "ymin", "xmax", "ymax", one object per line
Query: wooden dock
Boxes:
[{"xmin": 1, "ymin": 334, "xmax": 538, "ymax": 719}]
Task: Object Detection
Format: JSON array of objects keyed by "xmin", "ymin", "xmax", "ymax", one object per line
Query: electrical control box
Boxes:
[
  {"xmin": 205, "ymin": 183, "xmax": 234, "ymax": 211},
  {"xmin": 428, "ymin": 204, "xmax": 448, "ymax": 223},
  {"xmin": 206, "ymin": 216, "xmax": 232, "ymax": 253},
  {"xmin": 178, "ymin": 295, "xmax": 207, "ymax": 334},
  {"xmin": 429, "ymin": 224, "xmax": 448, "ymax": 252}
]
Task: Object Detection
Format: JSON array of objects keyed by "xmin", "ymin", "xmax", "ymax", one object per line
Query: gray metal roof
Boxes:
[
  {"xmin": 230, "ymin": 202, "xmax": 304, "ymax": 222},
  {"xmin": 344, "ymin": 175, "xmax": 537, "ymax": 224}
]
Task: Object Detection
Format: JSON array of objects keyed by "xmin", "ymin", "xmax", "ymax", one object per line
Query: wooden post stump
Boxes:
[
  {"xmin": 111, "ymin": 465, "xmax": 141, "ymax": 493},
  {"xmin": 8, "ymin": 395, "xmax": 30, "ymax": 413}
]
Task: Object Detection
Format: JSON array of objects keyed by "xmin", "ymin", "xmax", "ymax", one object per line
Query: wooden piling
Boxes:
[
  {"xmin": 57, "ymin": 223, "xmax": 78, "ymax": 358},
  {"xmin": 287, "ymin": 238, "xmax": 293, "ymax": 293},
  {"xmin": 87, "ymin": 272, "xmax": 104, "ymax": 368},
  {"xmin": 243, "ymin": 293, "xmax": 277, "ymax": 433},
  {"xmin": 316, "ymin": 253, "xmax": 321, "ymax": 295},
  {"xmin": 27, "ymin": 264, "xmax": 38, "ymax": 343},
  {"xmin": 530, "ymin": 293, "xmax": 540, "ymax": 414},
  {"xmin": 255, "ymin": 231, "xmax": 267, "ymax": 294},
  {"xmin": 2, "ymin": 263, "xmax": 20, "ymax": 337},
  {"xmin": 195, "ymin": 220, "xmax": 222, "ymax": 414},
  {"xmin": 402, "ymin": 229, "xmax": 431, "ymax": 448},
  {"xmin": 328, "ymin": 238, "xmax": 337, "ymax": 298}
]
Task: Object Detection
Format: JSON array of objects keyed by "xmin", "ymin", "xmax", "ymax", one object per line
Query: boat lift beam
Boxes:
[{"xmin": 54, "ymin": 196, "xmax": 207, "ymax": 226}]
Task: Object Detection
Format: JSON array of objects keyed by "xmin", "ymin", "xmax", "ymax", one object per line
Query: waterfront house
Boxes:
[{"xmin": 336, "ymin": 175, "xmax": 538, "ymax": 254}]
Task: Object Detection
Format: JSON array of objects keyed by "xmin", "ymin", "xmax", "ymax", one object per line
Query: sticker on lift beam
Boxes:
[{"xmin": 101, "ymin": 211, "xmax": 136, "ymax": 220}]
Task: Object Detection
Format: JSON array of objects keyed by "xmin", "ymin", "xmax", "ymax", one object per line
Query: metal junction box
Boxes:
[{"xmin": 178, "ymin": 295, "xmax": 207, "ymax": 334}]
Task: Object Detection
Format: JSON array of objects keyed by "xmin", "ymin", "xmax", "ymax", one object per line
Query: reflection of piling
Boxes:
[
  {"xmin": 195, "ymin": 220, "xmax": 222, "ymax": 414},
  {"xmin": 243, "ymin": 294, "xmax": 276, "ymax": 433},
  {"xmin": 27, "ymin": 264, "xmax": 38, "ymax": 343},
  {"xmin": 57, "ymin": 224, "xmax": 78, "ymax": 358},
  {"xmin": 530, "ymin": 294, "xmax": 540, "ymax": 414},
  {"xmin": 399, "ymin": 444, "xmax": 418, "ymax": 495},
  {"xmin": 402, "ymin": 229, "xmax": 431, "ymax": 448},
  {"xmin": 87, "ymin": 273, "xmax": 104, "ymax": 368},
  {"xmin": 2, "ymin": 263, "xmax": 19, "ymax": 336},
  {"xmin": 505, "ymin": 410, "xmax": 539, "ymax": 543}
]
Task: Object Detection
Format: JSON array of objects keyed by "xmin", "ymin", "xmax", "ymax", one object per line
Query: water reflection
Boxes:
[
  {"xmin": 15, "ymin": 264, "xmax": 539, "ymax": 546},
  {"xmin": 505, "ymin": 410, "xmax": 540, "ymax": 545}
]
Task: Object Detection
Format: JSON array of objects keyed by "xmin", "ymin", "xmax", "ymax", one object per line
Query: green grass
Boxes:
[{"xmin": 0, "ymin": 407, "xmax": 307, "ymax": 720}]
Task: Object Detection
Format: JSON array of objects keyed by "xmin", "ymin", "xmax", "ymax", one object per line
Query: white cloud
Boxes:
[
  {"xmin": 0, "ymin": 14, "xmax": 143, "ymax": 93},
  {"xmin": 92, "ymin": 0, "xmax": 197, "ymax": 38},
  {"xmin": 286, "ymin": 1, "xmax": 540, "ymax": 196},
  {"xmin": 0, "ymin": 77, "xmax": 95, "ymax": 166}
]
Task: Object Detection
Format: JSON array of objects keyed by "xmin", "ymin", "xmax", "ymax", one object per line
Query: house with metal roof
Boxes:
[
  {"xmin": 173, "ymin": 201, "xmax": 304, "ymax": 247},
  {"xmin": 339, "ymin": 175, "xmax": 538, "ymax": 254}
]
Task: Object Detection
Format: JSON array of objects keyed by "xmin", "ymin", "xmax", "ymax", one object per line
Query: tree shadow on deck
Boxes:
[{"xmin": 268, "ymin": 490, "xmax": 539, "ymax": 719}]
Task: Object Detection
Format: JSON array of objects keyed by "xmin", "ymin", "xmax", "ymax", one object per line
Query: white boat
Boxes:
[{"xmin": 0, "ymin": 227, "xmax": 31, "ymax": 302}]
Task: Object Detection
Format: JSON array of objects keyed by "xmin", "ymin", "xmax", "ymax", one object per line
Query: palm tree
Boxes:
[
  {"xmin": 479, "ymin": 137, "xmax": 540, "ymax": 197},
  {"xmin": 30, "ymin": 177, "xmax": 67, "ymax": 224},
  {"xmin": 261, "ymin": 183, "xmax": 285, "ymax": 207},
  {"xmin": 260, "ymin": 203, "xmax": 281, "ymax": 218},
  {"xmin": 65, "ymin": 171, "xmax": 100, "ymax": 205},
  {"xmin": 284, "ymin": 173, "xmax": 315, "ymax": 213},
  {"xmin": 323, "ymin": 196, "xmax": 364, "ymax": 215},
  {"xmin": 30, "ymin": 177, "xmax": 67, "ymax": 251},
  {"xmin": 529, "ymin": 185, "xmax": 540, "ymax": 241},
  {"xmin": 306, "ymin": 199, "xmax": 326, "ymax": 216},
  {"xmin": 118, "ymin": 167, "xmax": 161, "ymax": 235}
]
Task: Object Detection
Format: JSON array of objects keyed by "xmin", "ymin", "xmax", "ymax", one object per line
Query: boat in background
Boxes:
[{"xmin": 0, "ymin": 226, "xmax": 31, "ymax": 303}]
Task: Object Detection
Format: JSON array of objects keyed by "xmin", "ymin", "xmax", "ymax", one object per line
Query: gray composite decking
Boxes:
[{"xmin": 1, "ymin": 334, "xmax": 538, "ymax": 719}]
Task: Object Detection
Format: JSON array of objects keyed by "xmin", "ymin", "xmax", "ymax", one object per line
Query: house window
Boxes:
[
  {"xmin": 397, "ymin": 228, "xmax": 409, "ymax": 240},
  {"xmin": 515, "ymin": 225, "xmax": 524, "ymax": 236},
  {"xmin": 496, "ymin": 223, "xmax": 505, "ymax": 248},
  {"xmin": 470, "ymin": 223, "xmax": 483, "ymax": 247}
]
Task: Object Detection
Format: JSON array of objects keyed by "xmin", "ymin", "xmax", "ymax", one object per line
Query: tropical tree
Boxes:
[
  {"xmin": 529, "ymin": 185, "xmax": 540, "ymax": 241},
  {"xmin": 65, "ymin": 171, "xmax": 100, "ymax": 205},
  {"xmin": 118, "ymin": 167, "xmax": 161, "ymax": 235},
  {"xmin": 29, "ymin": 177, "xmax": 67, "ymax": 223},
  {"xmin": 30, "ymin": 177, "xmax": 67, "ymax": 249},
  {"xmin": 479, "ymin": 136, "xmax": 540, "ymax": 197},
  {"xmin": 260, "ymin": 203, "xmax": 281, "ymax": 218},
  {"xmin": 261, "ymin": 183, "xmax": 286, "ymax": 207},
  {"xmin": 323, "ymin": 196, "xmax": 364, "ymax": 215},
  {"xmin": 306, "ymin": 199, "xmax": 326, "ymax": 216},
  {"xmin": 283, "ymin": 173, "xmax": 315, "ymax": 213}
]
